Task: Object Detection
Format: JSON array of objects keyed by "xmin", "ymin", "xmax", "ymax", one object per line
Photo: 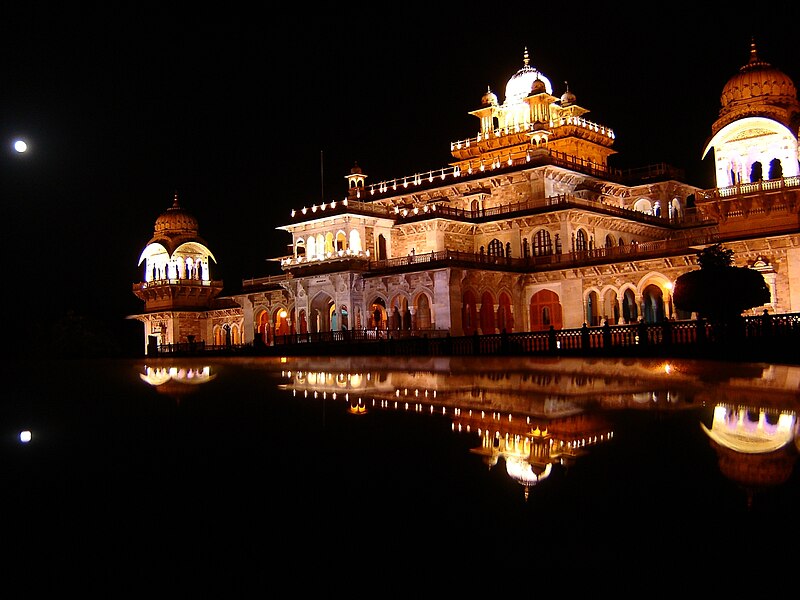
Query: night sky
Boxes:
[{"xmin": 2, "ymin": 6, "xmax": 798, "ymax": 342}]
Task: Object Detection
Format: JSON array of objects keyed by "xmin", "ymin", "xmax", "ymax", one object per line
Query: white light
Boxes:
[
  {"xmin": 19, "ymin": 430, "xmax": 31, "ymax": 443},
  {"xmin": 13, "ymin": 140, "xmax": 27, "ymax": 153}
]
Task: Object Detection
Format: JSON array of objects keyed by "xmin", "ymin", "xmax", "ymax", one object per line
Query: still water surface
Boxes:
[{"xmin": 4, "ymin": 355, "xmax": 799, "ymax": 587}]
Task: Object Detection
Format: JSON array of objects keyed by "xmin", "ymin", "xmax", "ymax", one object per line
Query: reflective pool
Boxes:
[{"xmin": 4, "ymin": 355, "xmax": 798, "ymax": 587}]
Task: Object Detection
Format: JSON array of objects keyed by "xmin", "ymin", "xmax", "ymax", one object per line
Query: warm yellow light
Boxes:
[{"xmin": 279, "ymin": 309, "xmax": 287, "ymax": 319}]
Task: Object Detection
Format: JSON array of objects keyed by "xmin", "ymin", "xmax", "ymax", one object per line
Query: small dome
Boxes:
[
  {"xmin": 560, "ymin": 81, "xmax": 577, "ymax": 106},
  {"xmin": 481, "ymin": 86, "xmax": 498, "ymax": 106},
  {"xmin": 154, "ymin": 193, "xmax": 199, "ymax": 235},
  {"xmin": 504, "ymin": 47, "xmax": 553, "ymax": 104},
  {"xmin": 531, "ymin": 77, "xmax": 546, "ymax": 94},
  {"xmin": 720, "ymin": 40, "xmax": 797, "ymax": 111}
]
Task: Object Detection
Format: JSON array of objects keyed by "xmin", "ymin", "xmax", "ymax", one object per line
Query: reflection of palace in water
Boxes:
[
  {"xmin": 277, "ymin": 356, "xmax": 800, "ymax": 500},
  {"xmin": 139, "ymin": 362, "xmax": 217, "ymax": 402}
]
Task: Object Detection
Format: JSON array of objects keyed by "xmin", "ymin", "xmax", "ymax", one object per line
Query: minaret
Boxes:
[{"xmin": 128, "ymin": 193, "xmax": 224, "ymax": 354}]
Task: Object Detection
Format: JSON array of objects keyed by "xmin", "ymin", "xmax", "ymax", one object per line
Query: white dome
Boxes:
[{"xmin": 504, "ymin": 48, "xmax": 553, "ymax": 104}]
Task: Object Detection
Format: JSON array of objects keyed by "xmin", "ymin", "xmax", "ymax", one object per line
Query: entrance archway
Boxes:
[
  {"xmin": 642, "ymin": 284, "xmax": 665, "ymax": 323},
  {"xmin": 529, "ymin": 289, "xmax": 562, "ymax": 330},
  {"xmin": 310, "ymin": 293, "xmax": 334, "ymax": 333}
]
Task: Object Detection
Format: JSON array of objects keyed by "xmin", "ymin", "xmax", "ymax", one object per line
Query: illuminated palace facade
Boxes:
[{"xmin": 130, "ymin": 43, "xmax": 800, "ymax": 352}]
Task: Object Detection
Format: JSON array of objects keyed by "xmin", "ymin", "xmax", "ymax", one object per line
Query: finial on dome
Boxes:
[
  {"xmin": 523, "ymin": 47, "xmax": 530, "ymax": 67},
  {"xmin": 172, "ymin": 191, "xmax": 180, "ymax": 208},
  {"xmin": 749, "ymin": 36, "xmax": 759, "ymax": 64}
]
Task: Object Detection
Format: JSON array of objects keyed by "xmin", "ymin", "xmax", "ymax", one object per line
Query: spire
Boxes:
[
  {"xmin": 749, "ymin": 36, "xmax": 759, "ymax": 64},
  {"xmin": 172, "ymin": 190, "xmax": 180, "ymax": 209},
  {"xmin": 523, "ymin": 46, "xmax": 530, "ymax": 67}
]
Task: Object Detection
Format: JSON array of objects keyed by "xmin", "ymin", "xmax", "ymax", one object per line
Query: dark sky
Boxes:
[{"xmin": 2, "ymin": 6, "xmax": 798, "ymax": 329}]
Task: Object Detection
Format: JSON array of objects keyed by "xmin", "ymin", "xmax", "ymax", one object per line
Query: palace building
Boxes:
[{"xmin": 129, "ymin": 42, "xmax": 800, "ymax": 353}]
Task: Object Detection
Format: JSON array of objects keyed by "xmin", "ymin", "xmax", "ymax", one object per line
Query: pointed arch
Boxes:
[
  {"xmin": 529, "ymin": 289, "xmax": 562, "ymax": 331},
  {"xmin": 349, "ymin": 229, "xmax": 362, "ymax": 253},
  {"xmin": 462, "ymin": 289, "xmax": 478, "ymax": 335},
  {"xmin": 480, "ymin": 290, "xmax": 496, "ymax": 334},
  {"xmin": 585, "ymin": 289, "xmax": 601, "ymax": 326},
  {"xmin": 310, "ymin": 292, "xmax": 334, "ymax": 333},
  {"xmin": 369, "ymin": 297, "xmax": 387, "ymax": 329},
  {"xmin": 414, "ymin": 292, "xmax": 433, "ymax": 330},
  {"xmin": 497, "ymin": 291, "xmax": 513, "ymax": 333}
]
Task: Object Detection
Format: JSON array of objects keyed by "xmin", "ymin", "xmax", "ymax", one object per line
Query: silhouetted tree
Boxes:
[{"xmin": 673, "ymin": 244, "xmax": 770, "ymax": 322}]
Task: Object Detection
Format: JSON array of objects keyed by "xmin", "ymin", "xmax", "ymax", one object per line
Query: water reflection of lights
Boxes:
[
  {"xmin": 702, "ymin": 403, "xmax": 799, "ymax": 500},
  {"xmin": 139, "ymin": 364, "xmax": 217, "ymax": 403},
  {"xmin": 140, "ymin": 365, "xmax": 215, "ymax": 386},
  {"xmin": 703, "ymin": 404, "xmax": 797, "ymax": 454},
  {"xmin": 280, "ymin": 366, "xmax": 617, "ymax": 500},
  {"xmin": 277, "ymin": 357, "xmax": 800, "ymax": 500}
]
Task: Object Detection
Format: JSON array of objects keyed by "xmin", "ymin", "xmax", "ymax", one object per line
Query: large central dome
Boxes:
[{"xmin": 504, "ymin": 47, "xmax": 553, "ymax": 104}]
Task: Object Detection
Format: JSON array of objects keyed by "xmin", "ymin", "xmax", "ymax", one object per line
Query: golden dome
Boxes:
[
  {"xmin": 154, "ymin": 193, "xmax": 199, "ymax": 235},
  {"xmin": 719, "ymin": 40, "xmax": 798, "ymax": 118}
]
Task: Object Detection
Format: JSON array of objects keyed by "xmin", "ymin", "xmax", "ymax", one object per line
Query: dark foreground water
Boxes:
[{"xmin": 3, "ymin": 355, "xmax": 799, "ymax": 591}]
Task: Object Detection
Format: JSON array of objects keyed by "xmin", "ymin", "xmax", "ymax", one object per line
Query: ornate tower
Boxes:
[
  {"xmin": 129, "ymin": 194, "xmax": 224, "ymax": 354},
  {"xmin": 702, "ymin": 39, "xmax": 800, "ymax": 187},
  {"xmin": 452, "ymin": 47, "xmax": 616, "ymax": 173}
]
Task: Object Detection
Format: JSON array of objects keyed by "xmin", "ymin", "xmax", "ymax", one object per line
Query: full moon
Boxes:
[{"xmin": 14, "ymin": 140, "xmax": 28, "ymax": 153}]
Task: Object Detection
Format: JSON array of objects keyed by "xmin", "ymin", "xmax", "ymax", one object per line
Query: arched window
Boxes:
[
  {"xmin": 533, "ymin": 230, "xmax": 552, "ymax": 256},
  {"xmin": 335, "ymin": 231, "xmax": 346, "ymax": 252},
  {"xmin": 488, "ymin": 238, "xmax": 504, "ymax": 258},
  {"xmin": 575, "ymin": 229, "xmax": 588, "ymax": 252}
]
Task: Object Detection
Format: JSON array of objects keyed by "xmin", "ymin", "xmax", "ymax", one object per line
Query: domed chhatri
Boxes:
[
  {"xmin": 703, "ymin": 39, "xmax": 799, "ymax": 188},
  {"xmin": 130, "ymin": 193, "xmax": 224, "ymax": 348}
]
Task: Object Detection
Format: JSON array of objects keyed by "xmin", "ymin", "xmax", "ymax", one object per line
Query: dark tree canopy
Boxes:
[{"xmin": 673, "ymin": 244, "xmax": 770, "ymax": 322}]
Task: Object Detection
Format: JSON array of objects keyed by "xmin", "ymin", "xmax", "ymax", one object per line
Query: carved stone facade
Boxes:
[{"xmin": 129, "ymin": 44, "xmax": 800, "ymax": 351}]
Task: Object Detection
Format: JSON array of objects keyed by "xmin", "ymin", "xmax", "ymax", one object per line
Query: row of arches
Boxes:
[
  {"xmin": 252, "ymin": 278, "xmax": 680, "ymax": 343},
  {"xmin": 462, "ymin": 280, "xmax": 678, "ymax": 335},
  {"xmin": 727, "ymin": 157, "xmax": 785, "ymax": 186},
  {"xmin": 254, "ymin": 291, "xmax": 435, "ymax": 344},
  {"xmin": 484, "ymin": 228, "xmax": 644, "ymax": 260},
  {"xmin": 294, "ymin": 229, "xmax": 364, "ymax": 260}
]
